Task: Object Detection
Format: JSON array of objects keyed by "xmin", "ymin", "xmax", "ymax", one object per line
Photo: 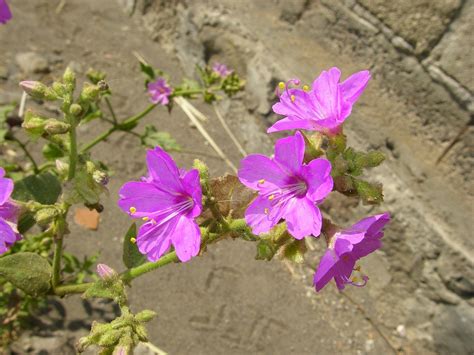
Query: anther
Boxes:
[
  {"xmin": 268, "ymin": 194, "xmax": 275, "ymax": 200},
  {"xmin": 290, "ymin": 95, "xmax": 296, "ymax": 102},
  {"xmin": 142, "ymin": 217, "xmax": 149, "ymax": 221},
  {"xmin": 264, "ymin": 208, "xmax": 269, "ymax": 215},
  {"xmin": 130, "ymin": 237, "xmax": 137, "ymax": 244},
  {"xmin": 303, "ymin": 85, "xmax": 310, "ymax": 91},
  {"xmin": 278, "ymin": 82, "xmax": 285, "ymax": 90},
  {"xmin": 129, "ymin": 206, "xmax": 137, "ymax": 215},
  {"xmin": 258, "ymin": 179, "xmax": 265, "ymax": 184}
]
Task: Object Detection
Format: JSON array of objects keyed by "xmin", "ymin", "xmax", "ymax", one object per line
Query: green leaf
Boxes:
[
  {"xmin": 17, "ymin": 213, "xmax": 36, "ymax": 234},
  {"xmin": 42, "ymin": 142, "xmax": 65, "ymax": 161},
  {"xmin": 0, "ymin": 252, "xmax": 52, "ymax": 296},
  {"xmin": 122, "ymin": 223, "xmax": 146, "ymax": 269},
  {"xmin": 139, "ymin": 61, "xmax": 156, "ymax": 80},
  {"xmin": 353, "ymin": 179, "xmax": 384, "ymax": 205},
  {"xmin": 140, "ymin": 125, "xmax": 181, "ymax": 151},
  {"xmin": 12, "ymin": 172, "xmax": 62, "ymax": 204},
  {"xmin": 282, "ymin": 239, "xmax": 307, "ymax": 264},
  {"xmin": 255, "ymin": 239, "xmax": 276, "ymax": 261}
]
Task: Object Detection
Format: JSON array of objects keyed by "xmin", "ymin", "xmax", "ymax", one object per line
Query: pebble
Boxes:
[
  {"xmin": 15, "ymin": 52, "xmax": 50, "ymax": 74},
  {"xmin": 396, "ymin": 324, "xmax": 407, "ymax": 338}
]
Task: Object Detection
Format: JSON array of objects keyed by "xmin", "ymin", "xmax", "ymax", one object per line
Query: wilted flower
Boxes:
[
  {"xmin": 269, "ymin": 67, "xmax": 370, "ymax": 135},
  {"xmin": 0, "ymin": 0, "xmax": 11, "ymax": 24},
  {"xmin": 0, "ymin": 168, "xmax": 20, "ymax": 254},
  {"xmin": 238, "ymin": 132, "xmax": 333, "ymax": 239},
  {"xmin": 96, "ymin": 263, "xmax": 117, "ymax": 280},
  {"xmin": 212, "ymin": 62, "xmax": 232, "ymax": 78},
  {"xmin": 147, "ymin": 78, "xmax": 172, "ymax": 105},
  {"xmin": 118, "ymin": 147, "xmax": 202, "ymax": 262},
  {"xmin": 313, "ymin": 212, "xmax": 390, "ymax": 292}
]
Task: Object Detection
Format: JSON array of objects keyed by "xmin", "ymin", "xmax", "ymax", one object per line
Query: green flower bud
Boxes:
[
  {"xmin": 22, "ymin": 110, "xmax": 46, "ymax": 137},
  {"xmin": 69, "ymin": 103, "xmax": 82, "ymax": 117},
  {"xmin": 133, "ymin": 324, "xmax": 148, "ymax": 342},
  {"xmin": 135, "ymin": 310, "xmax": 157, "ymax": 323},
  {"xmin": 44, "ymin": 119, "xmax": 70, "ymax": 135},
  {"xmin": 86, "ymin": 68, "xmax": 107, "ymax": 84},
  {"xmin": 34, "ymin": 207, "xmax": 59, "ymax": 226},
  {"xmin": 97, "ymin": 329, "xmax": 122, "ymax": 347},
  {"xmin": 80, "ymin": 82, "xmax": 101, "ymax": 102},
  {"xmin": 52, "ymin": 82, "xmax": 68, "ymax": 97},
  {"xmin": 193, "ymin": 159, "xmax": 209, "ymax": 186},
  {"xmin": 63, "ymin": 67, "xmax": 76, "ymax": 90},
  {"xmin": 19, "ymin": 81, "xmax": 57, "ymax": 101}
]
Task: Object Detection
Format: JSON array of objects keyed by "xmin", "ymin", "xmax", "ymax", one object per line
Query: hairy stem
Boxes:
[
  {"xmin": 105, "ymin": 97, "xmax": 118, "ymax": 124},
  {"xmin": 52, "ymin": 237, "xmax": 63, "ymax": 289},
  {"xmin": 67, "ymin": 122, "xmax": 78, "ymax": 180},
  {"xmin": 9, "ymin": 136, "xmax": 39, "ymax": 173}
]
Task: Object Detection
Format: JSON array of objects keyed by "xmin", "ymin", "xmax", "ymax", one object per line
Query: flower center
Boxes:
[{"xmin": 263, "ymin": 179, "xmax": 308, "ymax": 207}]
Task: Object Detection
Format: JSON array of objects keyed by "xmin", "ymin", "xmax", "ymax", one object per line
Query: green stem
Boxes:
[
  {"xmin": 67, "ymin": 123, "xmax": 78, "ymax": 180},
  {"xmin": 10, "ymin": 137, "xmax": 39, "ymax": 173},
  {"xmin": 52, "ymin": 237, "xmax": 64, "ymax": 289},
  {"xmin": 54, "ymin": 281, "xmax": 93, "ymax": 296},
  {"xmin": 80, "ymin": 104, "xmax": 157, "ymax": 153},
  {"xmin": 105, "ymin": 97, "xmax": 118, "ymax": 124},
  {"xmin": 121, "ymin": 250, "xmax": 179, "ymax": 283}
]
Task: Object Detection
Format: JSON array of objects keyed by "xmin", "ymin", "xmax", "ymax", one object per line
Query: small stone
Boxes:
[
  {"xmin": 0, "ymin": 65, "xmax": 9, "ymax": 80},
  {"xmin": 396, "ymin": 324, "xmax": 406, "ymax": 338},
  {"xmin": 365, "ymin": 339, "xmax": 375, "ymax": 352},
  {"xmin": 15, "ymin": 52, "xmax": 50, "ymax": 74}
]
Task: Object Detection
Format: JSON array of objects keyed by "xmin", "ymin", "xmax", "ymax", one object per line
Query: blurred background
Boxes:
[{"xmin": 0, "ymin": 0, "xmax": 472, "ymax": 354}]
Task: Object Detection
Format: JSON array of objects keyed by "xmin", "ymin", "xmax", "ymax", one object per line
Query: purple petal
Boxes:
[
  {"xmin": 181, "ymin": 169, "xmax": 202, "ymax": 218},
  {"xmin": 282, "ymin": 197, "xmax": 322, "ymax": 239},
  {"xmin": 310, "ymin": 67, "xmax": 342, "ymax": 124},
  {"xmin": 334, "ymin": 257, "xmax": 356, "ymax": 290},
  {"xmin": 350, "ymin": 212, "xmax": 390, "ymax": 239},
  {"xmin": 267, "ymin": 117, "xmax": 315, "ymax": 133},
  {"xmin": 340, "ymin": 70, "xmax": 371, "ymax": 104},
  {"xmin": 334, "ymin": 237, "xmax": 353, "ymax": 257},
  {"xmin": 352, "ymin": 238, "xmax": 382, "ymax": 259},
  {"xmin": 274, "ymin": 132, "xmax": 305, "ymax": 174},
  {"xmin": 0, "ymin": 201, "xmax": 18, "ymax": 222},
  {"xmin": 137, "ymin": 220, "xmax": 174, "ymax": 262},
  {"xmin": 171, "ymin": 215, "xmax": 201, "ymax": 262},
  {"xmin": 118, "ymin": 181, "xmax": 179, "ymax": 218},
  {"xmin": 0, "ymin": 0, "xmax": 12, "ymax": 24},
  {"xmin": 238, "ymin": 154, "xmax": 289, "ymax": 193},
  {"xmin": 146, "ymin": 147, "xmax": 183, "ymax": 193},
  {"xmin": 0, "ymin": 168, "xmax": 13, "ymax": 206},
  {"xmin": 272, "ymin": 89, "xmax": 312, "ymax": 118},
  {"xmin": 301, "ymin": 158, "xmax": 333, "ymax": 203},
  {"xmin": 0, "ymin": 218, "xmax": 18, "ymax": 254},
  {"xmin": 314, "ymin": 249, "xmax": 338, "ymax": 292},
  {"xmin": 244, "ymin": 196, "xmax": 277, "ymax": 235}
]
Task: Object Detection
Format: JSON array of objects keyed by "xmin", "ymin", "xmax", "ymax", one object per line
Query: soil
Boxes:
[{"xmin": 0, "ymin": 0, "xmax": 473, "ymax": 354}]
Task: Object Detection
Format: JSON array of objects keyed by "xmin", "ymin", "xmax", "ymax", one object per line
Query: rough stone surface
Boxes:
[
  {"xmin": 15, "ymin": 51, "xmax": 50, "ymax": 74},
  {"xmin": 357, "ymin": 0, "xmax": 463, "ymax": 56}
]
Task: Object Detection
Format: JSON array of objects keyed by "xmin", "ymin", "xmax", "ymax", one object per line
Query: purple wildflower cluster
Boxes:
[
  {"xmin": 0, "ymin": 168, "xmax": 20, "ymax": 254},
  {"xmin": 119, "ymin": 66, "xmax": 390, "ymax": 292},
  {"xmin": 147, "ymin": 78, "xmax": 172, "ymax": 106}
]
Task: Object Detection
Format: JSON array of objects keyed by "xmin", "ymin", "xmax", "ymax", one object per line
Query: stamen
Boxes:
[
  {"xmin": 264, "ymin": 208, "xmax": 269, "ymax": 215},
  {"xmin": 129, "ymin": 206, "xmax": 137, "ymax": 215},
  {"xmin": 258, "ymin": 179, "xmax": 265, "ymax": 185},
  {"xmin": 268, "ymin": 194, "xmax": 275, "ymax": 200},
  {"xmin": 142, "ymin": 217, "xmax": 149, "ymax": 221},
  {"xmin": 303, "ymin": 85, "xmax": 310, "ymax": 91},
  {"xmin": 130, "ymin": 237, "xmax": 137, "ymax": 244},
  {"xmin": 278, "ymin": 82, "xmax": 285, "ymax": 90},
  {"xmin": 290, "ymin": 95, "xmax": 296, "ymax": 102}
]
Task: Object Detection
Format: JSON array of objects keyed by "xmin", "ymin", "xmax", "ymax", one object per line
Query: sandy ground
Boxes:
[{"xmin": 0, "ymin": 0, "xmax": 473, "ymax": 354}]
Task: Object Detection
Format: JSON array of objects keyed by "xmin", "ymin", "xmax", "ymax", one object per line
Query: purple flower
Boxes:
[
  {"xmin": 269, "ymin": 67, "xmax": 371, "ymax": 135},
  {"xmin": 0, "ymin": 168, "xmax": 20, "ymax": 254},
  {"xmin": 0, "ymin": 0, "xmax": 12, "ymax": 24},
  {"xmin": 238, "ymin": 132, "xmax": 333, "ymax": 239},
  {"xmin": 118, "ymin": 147, "xmax": 202, "ymax": 262},
  {"xmin": 212, "ymin": 62, "xmax": 232, "ymax": 78},
  {"xmin": 313, "ymin": 212, "xmax": 390, "ymax": 292},
  {"xmin": 147, "ymin": 78, "xmax": 172, "ymax": 106}
]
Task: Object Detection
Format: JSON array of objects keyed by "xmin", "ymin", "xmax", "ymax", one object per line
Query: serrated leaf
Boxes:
[
  {"xmin": 122, "ymin": 223, "xmax": 146, "ymax": 269},
  {"xmin": 205, "ymin": 174, "xmax": 256, "ymax": 219},
  {"xmin": 42, "ymin": 142, "xmax": 65, "ymax": 161},
  {"xmin": 282, "ymin": 239, "xmax": 307, "ymax": 264},
  {"xmin": 12, "ymin": 172, "xmax": 62, "ymax": 204},
  {"xmin": 0, "ymin": 252, "xmax": 52, "ymax": 296},
  {"xmin": 140, "ymin": 125, "xmax": 181, "ymax": 151}
]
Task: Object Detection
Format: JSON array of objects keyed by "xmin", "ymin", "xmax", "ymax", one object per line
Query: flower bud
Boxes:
[
  {"xmin": 97, "ymin": 263, "xmax": 117, "ymax": 280},
  {"xmin": 69, "ymin": 103, "xmax": 82, "ymax": 117},
  {"xmin": 133, "ymin": 324, "xmax": 148, "ymax": 342},
  {"xmin": 44, "ymin": 119, "xmax": 70, "ymax": 135},
  {"xmin": 113, "ymin": 346, "xmax": 130, "ymax": 355},
  {"xmin": 22, "ymin": 110, "xmax": 46, "ymax": 137},
  {"xmin": 34, "ymin": 207, "xmax": 59, "ymax": 226},
  {"xmin": 86, "ymin": 68, "xmax": 106, "ymax": 84},
  {"xmin": 193, "ymin": 159, "xmax": 209, "ymax": 186},
  {"xmin": 55, "ymin": 159, "xmax": 69, "ymax": 175},
  {"xmin": 93, "ymin": 170, "xmax": 109, "ymax": 186},
  {"xmin": 80, "ymin": 83, "xmax": 101, "ymax": 102},
  {"xmin": 135, "ymin": 310, "xmax": 157, "ymax": 323},
  {"xmin": 63, "ymin": 67, "xmax": 76, "ymax": 90},
  {"xmin": 52, "ymin": 82, "xmax": 68, "ymax": 97},
  {"xmin": 19, "ymin": 81, "xmax": 57, "ymax": 101}
]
